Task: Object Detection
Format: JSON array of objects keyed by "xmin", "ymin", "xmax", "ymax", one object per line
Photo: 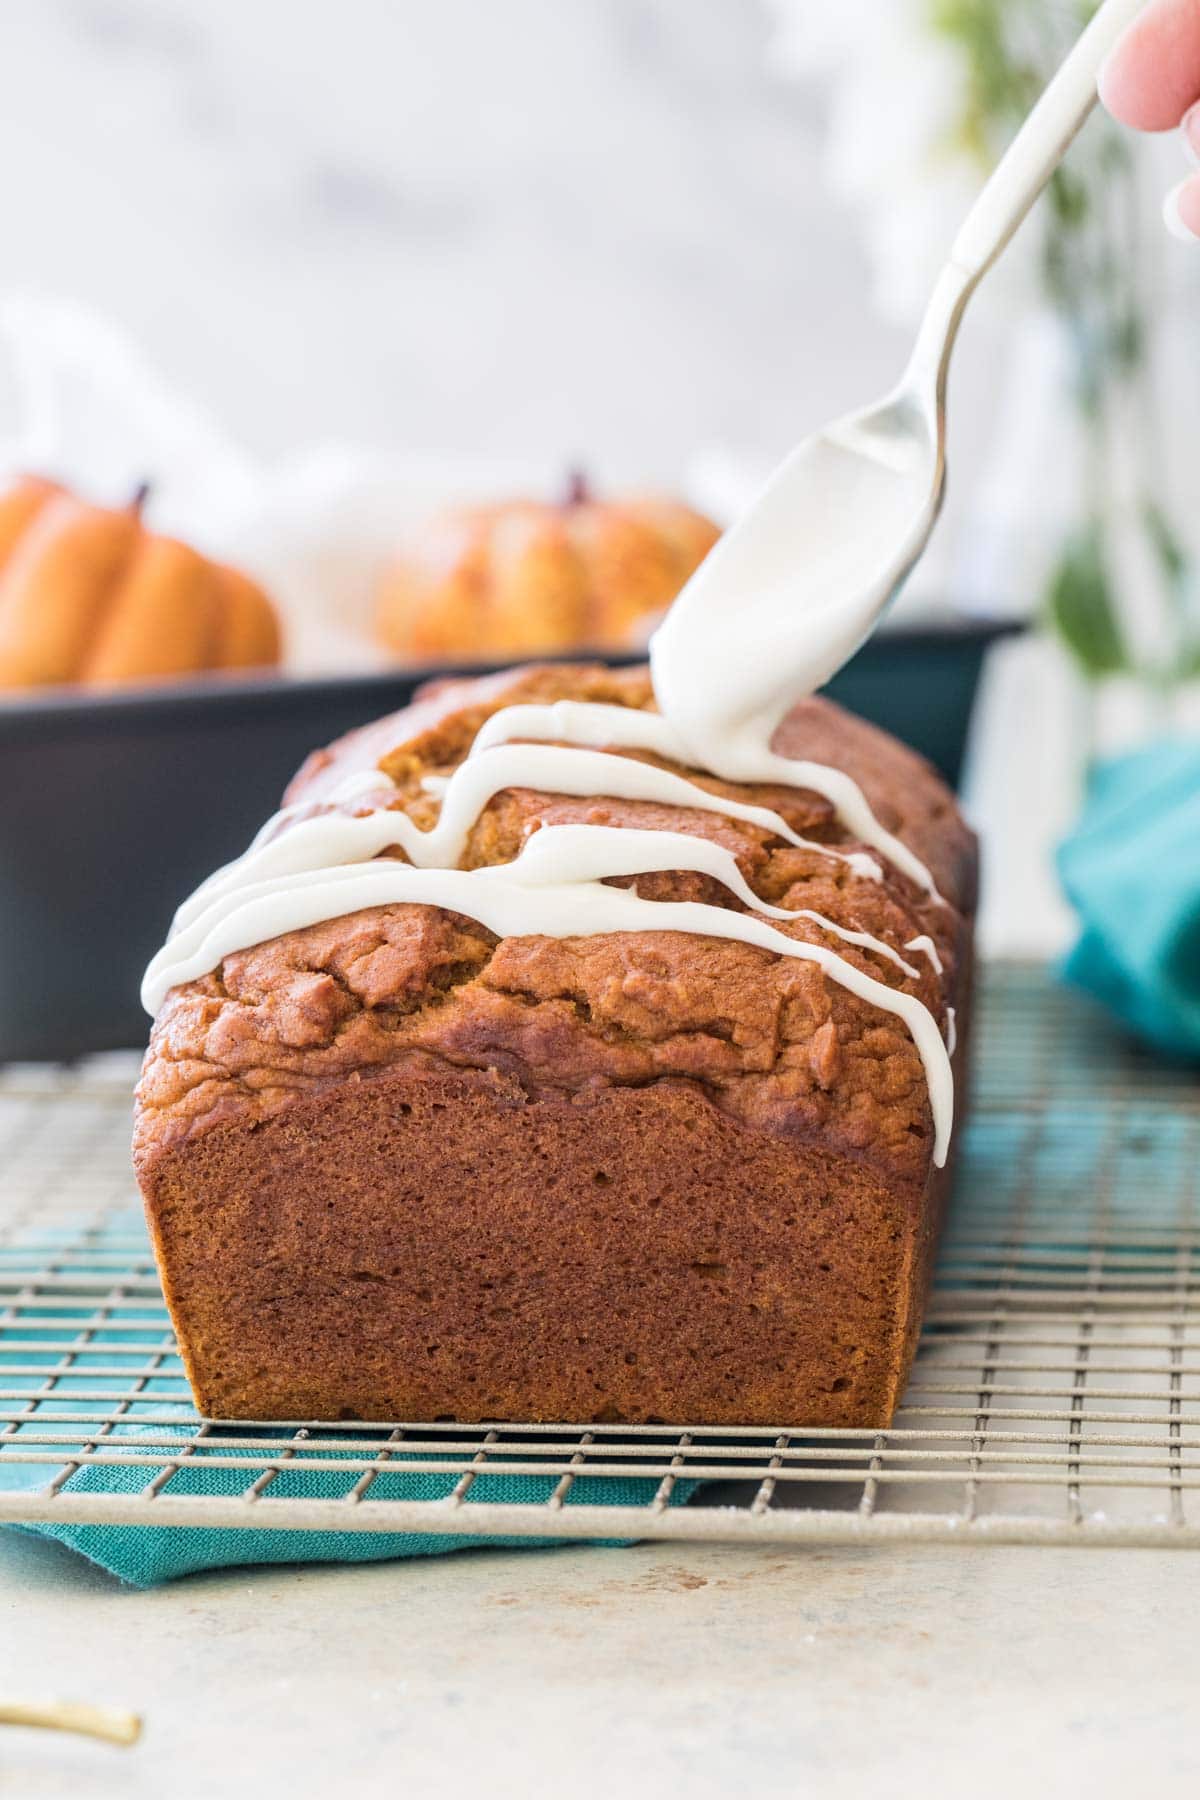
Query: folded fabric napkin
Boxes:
[
  {"xmin": 0, "ymin": 1215, "xmax": 696, "ymax": 1588},
  {"xmin": 1058, "ymin": 740, "xmax": 1200, "ymax": 1059},
  {"xmin": 6, "ymin": 1445, "xmax": 695, "ymax": 1589}
]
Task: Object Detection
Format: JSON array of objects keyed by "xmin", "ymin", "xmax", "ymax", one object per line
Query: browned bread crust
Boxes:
[{"xmin": 134, "ymin": 663, "xmax": 976, "ymax": 1426}]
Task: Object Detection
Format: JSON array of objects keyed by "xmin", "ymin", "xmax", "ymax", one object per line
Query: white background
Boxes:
[
  {"xmin": 0, "ymin": 1, "xmax": 1193, "ymax": 605},
  {"xmin": 0, "ymin": 2, "xmax": 982, "ymax": 482}
]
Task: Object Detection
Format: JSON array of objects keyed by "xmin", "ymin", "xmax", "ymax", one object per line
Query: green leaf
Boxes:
[
  {"xmin": 1109, "ymin": 310, "xmax": 1144, "ymax": 373},
  {"xmin": 1045, "ymin": 531, "xmax": 1129, "ymax": 677},
  {"xmin": 1144, "ymin": 504, "xmax": 1200, "ymax": 682},
  {"xmin": 1048, "ymin": 167, "xmax": 1089, "ymax": 230},
  {"xmin": 1143, "ymin": 501, "xmax": 1189, "ymax": 589},
  {"xmin": 927, "ymin": 0, "xmax": 1042, "ymax": 161}
]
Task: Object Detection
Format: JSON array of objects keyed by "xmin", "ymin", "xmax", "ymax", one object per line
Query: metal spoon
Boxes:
[{"xmin": 651, "ymin": 0, "xmax": 1145, "ymax": 736}]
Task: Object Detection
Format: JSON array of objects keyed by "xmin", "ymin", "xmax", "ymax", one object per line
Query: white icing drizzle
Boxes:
[
  {"xmin": 173, "ymin": 741, "xmax": 880, "ymax": 939},
  {"xmin": 945, "ymin": 1005, "xmax": 957, "ymax": 1059},
  {"xmin": 904, "ymin": 934, "xmax": 944, "ymax": 976},
  {"xmin": 323, "ymin": 767, "xmax": 400, "ymax": 808},
  {"xmin": 470, "ymin": 700, "xmax": 932, "ymax": 892},
  {"xmin": 159, "ymin": 823, "xmax": 919, "ymax": 1008},
  {"xmin": 142, "ymin": 824, "xmax": 952, "ymax": 1164}
]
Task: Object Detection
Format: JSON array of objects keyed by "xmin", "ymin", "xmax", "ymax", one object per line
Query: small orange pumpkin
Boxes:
[
  {"xmin": 375, "ymin": 474, "xmax": 720, "ymax": 661},
  {"xmin": 0, "ymin": 477, "xmax": 281, "ymax": 690}
]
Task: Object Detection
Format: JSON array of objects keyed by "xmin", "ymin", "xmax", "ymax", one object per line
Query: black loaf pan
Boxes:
[{"xmin": 0, "ymin": 623, "xmax": 1015, "ymax": 1061}]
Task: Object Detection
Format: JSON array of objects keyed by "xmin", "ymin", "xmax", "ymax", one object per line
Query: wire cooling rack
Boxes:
[{"xmin": 1, "ymin": 964, "xmax": 1198, "ymax": 1549}]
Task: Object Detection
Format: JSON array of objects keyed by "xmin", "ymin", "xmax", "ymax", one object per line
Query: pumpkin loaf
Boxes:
[{"xmin": 134, "ymin": 663, "xmax": 976, "ymax": 1428}]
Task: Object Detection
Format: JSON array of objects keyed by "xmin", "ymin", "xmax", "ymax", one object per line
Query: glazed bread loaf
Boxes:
[{"xmin": 135, "ymin": 664, "xmax": 976, "ymax": 1428}]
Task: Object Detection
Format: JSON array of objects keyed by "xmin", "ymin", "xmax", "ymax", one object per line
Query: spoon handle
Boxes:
[{"xmin": 949, "ymin": 0, "xmax": 1145, "ymax": 283}]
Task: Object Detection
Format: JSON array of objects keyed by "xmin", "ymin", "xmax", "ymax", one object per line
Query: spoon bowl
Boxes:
[{"xmin": 651, "ymin": 376, "xmax": 945, "ymax": 761}]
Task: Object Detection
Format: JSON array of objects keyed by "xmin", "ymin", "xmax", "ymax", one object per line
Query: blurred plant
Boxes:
[{"xmin": 768, "ymin": 0, "xmax": 1198, "ymax": 688}]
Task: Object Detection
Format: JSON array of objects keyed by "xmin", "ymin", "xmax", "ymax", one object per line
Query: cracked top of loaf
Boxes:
[{"xmin": 134, "ymin": 663, "xmax": 976, "ymax": 1186}]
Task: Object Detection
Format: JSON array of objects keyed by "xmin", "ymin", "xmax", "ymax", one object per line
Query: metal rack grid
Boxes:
[{"xmin": 1, "ymin": 964, "xmax": 1198, "ymax": 1548}]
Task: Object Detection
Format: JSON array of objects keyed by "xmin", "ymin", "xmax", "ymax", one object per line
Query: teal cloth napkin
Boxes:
[
  {"xmin": 6, "ymin": 1447, "xmax": 695, "ymax": 1588},
  {"xmin": 0, "ymin": 1216, "xmax": 696, "ymax": 1587},
  {"xmin": 1058, "ymin": 740, "xmax": 1200, "ymax": 1059}
]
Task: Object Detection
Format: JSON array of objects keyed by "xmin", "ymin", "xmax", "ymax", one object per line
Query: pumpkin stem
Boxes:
[
  {"xmin": 129, "ymin": 481, "xmax": 152, "ymax": 518},
  {"xmin": 563, "ymin": 467, "xmax": 591, "ymax": 507}
]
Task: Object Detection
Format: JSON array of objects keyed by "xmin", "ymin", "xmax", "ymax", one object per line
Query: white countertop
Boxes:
[{"xmin": 3, "ymin": 1527, "xmax": 1199, "ymax": 1798}]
